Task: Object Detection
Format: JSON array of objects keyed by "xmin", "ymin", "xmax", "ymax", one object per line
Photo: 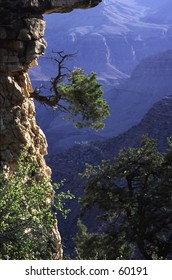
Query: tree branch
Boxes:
[{"xmin": 30, "ymin": 51, "xmax": 75, "ymax": 108}]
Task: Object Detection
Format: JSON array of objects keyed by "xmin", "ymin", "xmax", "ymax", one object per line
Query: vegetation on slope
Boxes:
[
  {"xmin": 75, "ymin": 136, "xmax": 172, "ymax": 260},
  {"xmin": 0, "ymin": 151, "xmax": 73, "ymax": 260}
]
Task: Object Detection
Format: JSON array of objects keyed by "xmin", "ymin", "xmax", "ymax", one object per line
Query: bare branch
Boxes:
[{"xmin": 30, "ymin": 51, "xmax": 76, "ymax": 109}]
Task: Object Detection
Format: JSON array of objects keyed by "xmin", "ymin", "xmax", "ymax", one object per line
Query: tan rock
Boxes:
[{"xmin": 0, "ymin": 0, "xmax": 101, "ymax": 260}]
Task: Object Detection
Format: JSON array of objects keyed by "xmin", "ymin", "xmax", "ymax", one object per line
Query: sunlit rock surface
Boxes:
[{"xmin": 0, "ymin": 0, "xmax": 101, "ymax": 260}]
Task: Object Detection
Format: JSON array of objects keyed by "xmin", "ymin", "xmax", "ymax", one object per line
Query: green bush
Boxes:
[{"xmin": 0, "ymin": 150, "xmax": 73, "ymax": 260}]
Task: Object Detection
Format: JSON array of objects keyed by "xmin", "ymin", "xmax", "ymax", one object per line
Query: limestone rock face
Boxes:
[
  {"xmin": 0, "ymin": 0, "xmax": 101, "ymax": 259},
  {"xmin": 0, "ymin": 5, "xmax": 48, "ymax": 173}
]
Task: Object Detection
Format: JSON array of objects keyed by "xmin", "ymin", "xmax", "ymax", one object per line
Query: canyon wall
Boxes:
[{"xmin": 0, "ymin": 0, "xmax": 101, "ymax": 259}]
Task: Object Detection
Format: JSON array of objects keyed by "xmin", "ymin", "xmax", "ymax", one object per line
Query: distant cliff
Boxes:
[
  {"xmin": 142, "ymin": 0, "xmax": 172, "ymax": 23},
  {"xmin": 31, "ymin": 0, "xmax": 172, "ymax": 86},
  {"xmin": 104, "ymin": 50, "xmax": 172, "ymax": 137}
]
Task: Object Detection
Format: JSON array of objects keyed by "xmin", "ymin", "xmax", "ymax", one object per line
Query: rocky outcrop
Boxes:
[
  {"xmin": 0, "ymin": 2, "xmax": 48, "ymax": 173},
  {"xmin": 0, "ymin": 0, "xmax": 101, "ymax": 259},
  {"xmin": 0, "ymin": 0, "xmax": 101, "ymax": 14}
]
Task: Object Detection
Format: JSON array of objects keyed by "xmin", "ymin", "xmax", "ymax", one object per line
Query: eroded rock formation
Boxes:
[{"xmin": 0, "ymin": 0, "xmax": 101, "ymax": 259}]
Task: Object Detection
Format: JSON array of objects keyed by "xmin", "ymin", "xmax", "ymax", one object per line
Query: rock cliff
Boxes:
[{"xmin": 0, "ymin": 0, "xmax": 101, "ymax": 259}]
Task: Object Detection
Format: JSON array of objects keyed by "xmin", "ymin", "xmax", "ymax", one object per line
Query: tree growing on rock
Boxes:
[
  {"xmin": 31, "ymin": 51, "xmax": 109, "ymax": 130},
  {"xmin": 0, "ymin": 50, "xmax": 109, "ymax": 260}
]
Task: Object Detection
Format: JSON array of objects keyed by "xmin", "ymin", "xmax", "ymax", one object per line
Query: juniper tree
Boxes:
[{"xmin": 31, "ymin": 51, "xmax": 109, "ymax": 130}]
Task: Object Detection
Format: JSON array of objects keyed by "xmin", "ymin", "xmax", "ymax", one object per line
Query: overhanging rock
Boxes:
[{"xmin": 0, "ymin": 0, "xmax": 101, "ymax": 260}]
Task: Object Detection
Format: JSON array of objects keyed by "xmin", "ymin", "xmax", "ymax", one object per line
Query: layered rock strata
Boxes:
[{"xmin": 0, "ymin": 0, "xmax": 101, "ymax": 259}]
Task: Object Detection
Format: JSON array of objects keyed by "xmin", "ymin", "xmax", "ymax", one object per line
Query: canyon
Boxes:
[
  {"xmin": 1, "ymin": 0, "xmax": 172, "ymax": 259},
  {"xmin": 33, "ymin": 0, "xmax": 172, "ymax": 152}
]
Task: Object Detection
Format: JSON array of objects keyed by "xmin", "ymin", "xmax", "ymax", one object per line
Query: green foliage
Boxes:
[
  {"xmin": 75, "ymin": 219, "xmax": 133, "ymax": 260},
  {"xmin": 0, "ymin": 151, "xmax": 73, "ymax": 260},
  {"xmin": 75, "ymin": 219, "xmax": 106, "ymax": 260},
  {"xmin": 57, "ymin": 68, "xmax": 110, "ymax": 130},
  {"xmin": 75, "ymin": 136, "xmax": 172, "ymax": 260},
  {"xmin": 33, "ymin": 51, "xmax": 110, "ymax": 130},
  {"xmin": 54, "ymin": 181, "xmax": 74, "ymax": 219}
]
